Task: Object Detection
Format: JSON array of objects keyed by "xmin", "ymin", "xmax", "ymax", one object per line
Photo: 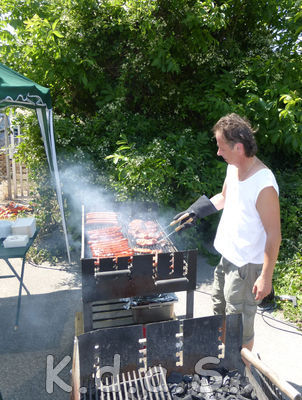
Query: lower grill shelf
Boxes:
[
  {"xmin": 83, "ymin": 298, "xmax": 177, "ymax": 331},
  {"xmin": 83, "ymin": 299, "xmax": 134, "ymax": 331}
]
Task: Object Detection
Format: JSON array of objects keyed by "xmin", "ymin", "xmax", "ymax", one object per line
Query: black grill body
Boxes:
[
  {"xmin": 81, "ymin": 204, "xmax": 197, "ymax": 332},
  {"xmin": 72, "ymin": 314, "xmax": 244, "ymax": 400}
]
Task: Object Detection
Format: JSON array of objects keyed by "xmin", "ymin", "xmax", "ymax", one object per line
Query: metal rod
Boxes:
[
  {"xmin": 88, "ymin": 380, "xmax": 92, "ymax": 400},
  {"xmin": 144, "ymin": 368, "xmax": 153, "ymax": 399},
  {"xmin": 14, "ymin": 257, "xmax": 28, "ymax": 330},
  {"xmin": 122, "ymin": 372, "xmax": 129, "ymax": 400},
  {"xmin": 95, "ymin": 269, "xmax": 130, "ymax": 278},
  {"xmin": 115, "ymin": 374, "xmax": 122, "ymax": 400},
  {"xmin": 105, "ymin": 376, "xmax": 110, "ymax": 400},
  {"xmin": 127, "ymin": 371, "xmax": 134, "ymax": 400},
  {"xmin": 159, "ymin": 365, "xmax": 172, "ymax": 400},
  {"xmin": 151, "ymin": 367, "xmax": 162, "ymax": 400},
  {"xmin": 100, "ymin": 378, "xmax": 105, "ymax": 400},
  {"xmin": 112, "ymin": 374, "xmax": 117, "ymax": 400},
  {"xmin": 132, "ymin": 370, "xmax": 141, "ymax": 400},
  {"xmin": 159, "ymin": 217, "xmax": 193, "ymax": 244},
  {"xmin": 4, "ymin": 258, "xmax": 30, "ymax": 294},
  {"xmin": 159, "ymin": 229, "xmax": 177, "ymax": 242},
  {"xmin": 138, "ymin": 369, "xmax": 148, "ymax": 399},
  {"xmin": 155, "ymin": 367, "xmax": 164, "ymax": 400},
  {"xmin": 155, "ymin": 277, "xmax": 188, "ymax": 286}
]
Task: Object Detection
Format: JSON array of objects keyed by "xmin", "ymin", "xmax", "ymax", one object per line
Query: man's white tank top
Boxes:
[{"xmin": 214, "ymin": 164, "xmax": 279, "ymax": 267}]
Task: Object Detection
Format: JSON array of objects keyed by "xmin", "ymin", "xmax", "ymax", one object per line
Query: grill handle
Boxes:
[
  {"xmin": 155, "ymin": 277, "xmax": 189, "ymax": 286},
  {"xmin": 241, "ymin": 348, "xmax": 302, "ymax": 400},
  {"xmin": 95, "ymin": 269, "xmax": 131, "ymax": 278}
]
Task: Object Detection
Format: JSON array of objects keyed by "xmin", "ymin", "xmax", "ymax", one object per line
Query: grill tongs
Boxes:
[{"xmin": 159, "ymin": 212, "xmax": 193, "ymax": 243}]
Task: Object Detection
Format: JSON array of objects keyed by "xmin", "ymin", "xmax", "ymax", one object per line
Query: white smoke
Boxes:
[{"xmin": 58, "ymin": 161, "xmax": 178, "ymax": 256}]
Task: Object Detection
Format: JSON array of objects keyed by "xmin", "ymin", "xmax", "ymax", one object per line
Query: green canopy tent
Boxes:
[{"xmin": 0, "ymin": 62, "xmax": 70, "ymax": 263}]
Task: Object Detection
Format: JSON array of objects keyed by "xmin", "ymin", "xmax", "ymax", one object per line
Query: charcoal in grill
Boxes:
[
  {"xmin": 80, "ymin": 368, "xmax": 259, "ymax": 400},
  {"xmin": 166, "ymin": 369, "xmax": 258, "ymax": 400}
]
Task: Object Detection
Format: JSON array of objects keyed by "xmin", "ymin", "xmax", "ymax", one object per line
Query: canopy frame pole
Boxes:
[
  {"xmin": 48, "ymin": 109, "xmax": 71, "ymax": 264},
  {"xmin": 36, "ymin": 108, "xmax": 71, "ymax": 264}
]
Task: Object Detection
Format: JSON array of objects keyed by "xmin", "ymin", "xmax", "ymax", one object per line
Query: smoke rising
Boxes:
[{"xmin": 58, "ymin": 161, "xmax": 179, "ymax": 257}]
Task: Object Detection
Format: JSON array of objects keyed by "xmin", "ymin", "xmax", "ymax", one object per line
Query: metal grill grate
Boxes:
[
  {"xmin": 84, "ymin": 219, "xmax": 177, "ymax": 261},
  {"xmin": 81, "ymin": 366, "xmax": 172, "ymax": 400}
]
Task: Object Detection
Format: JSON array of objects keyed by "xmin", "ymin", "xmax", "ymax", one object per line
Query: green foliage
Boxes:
[
  {"xmin": 106, "ymin": 135, "xmax": 173, "ymax": 202},
  {"xmin": 11, "ymin": 112, "xmax": 60, "ymax": 232},
  {"xmin": 105, "ymin": 127, "xmax": 225, "ymax": 207},
  {"xmin": 278, "ymin": 91, "xmax": 302, "ymax": 151},
  {"xmin": 276, "ymin": 168, "xmax": 302, "ymax": 259},
  {"xmin": 272, "ymin": 167, "xmax": 302, "ymax": 328},
  {"xmin": 1, "ymin": 0, "xmax": 300, "ymax": 146},
  {"xmin": 1, "ymin": 0, "xmax": 301, "ymax": 324},
  {"xmin": 13, "ymin": 111, "xmax": 64, "ymax": 260},
  {"xmin": 274, "ymin": 255, "xmax": 302, "ymax": 330}
]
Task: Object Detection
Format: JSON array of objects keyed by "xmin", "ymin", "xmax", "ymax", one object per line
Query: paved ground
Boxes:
[{"xmin": 0, "ymin": 255, "xmax": 301, "ymax": 399}]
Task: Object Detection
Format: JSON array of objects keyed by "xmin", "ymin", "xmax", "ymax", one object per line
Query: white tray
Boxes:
[
  {"xmin": 3, "ymin": 234, "xmax": 29, "ymax": 248},
  {"xmin": 12, "ymin": 217, "xmax": 36, "ymax": 238}
]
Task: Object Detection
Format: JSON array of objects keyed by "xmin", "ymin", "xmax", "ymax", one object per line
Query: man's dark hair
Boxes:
[{"xmin": 212, "ymin": 113, "xmax": 258, "ymax": 157}]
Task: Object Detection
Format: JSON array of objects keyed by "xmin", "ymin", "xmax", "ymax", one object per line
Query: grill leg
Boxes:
[
  {"xmin": 83, "ymin": 302, "xmax": 93, "ymax": 332},
  {"xmin": 186, "ymin": 290, "xmax": 194, "ymax": 318}
]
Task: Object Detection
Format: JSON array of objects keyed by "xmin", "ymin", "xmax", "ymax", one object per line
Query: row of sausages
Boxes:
[{"xmin": 86, "ymin": 213, "xmax": 165, "ymax": 260}]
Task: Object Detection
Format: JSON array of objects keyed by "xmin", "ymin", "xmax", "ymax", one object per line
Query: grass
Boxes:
[{"xmin": 273, "ymin": 255, "xmax": 302, "ymax": 330}]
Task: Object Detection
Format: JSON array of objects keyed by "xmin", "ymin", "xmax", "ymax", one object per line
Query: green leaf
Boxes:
[{"xmin": 52, "ymin": 30, "xmax": 64, "ymax": 38}]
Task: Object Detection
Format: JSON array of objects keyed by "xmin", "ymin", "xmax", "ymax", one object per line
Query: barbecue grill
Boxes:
[
  {"xmin": 76, "ymin": 203, "xmax": 301, "ymax": 400},
  {"xmin": 80, "ymin": 204, "xmax": 197, "ymax": 332},
  {"xmin": 71, "ymin": 314, "xmax": 243, "ymax": 400},
  {"xmin": 71, "ymin": 314, "xmax": 302, "ymax": 400}
]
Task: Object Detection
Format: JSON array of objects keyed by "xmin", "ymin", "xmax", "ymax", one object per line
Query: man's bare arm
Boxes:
[
  {"xmin": 210, "ymin": 181, "xmax": 227, "ymax": 211},
  {"xmin": 253, "ymin": 186, "xmax": 281, "ymax": 301}
]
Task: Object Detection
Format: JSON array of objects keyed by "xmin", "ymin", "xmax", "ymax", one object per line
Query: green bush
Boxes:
[
  {"xmin": 272, "ymin": 167, "xmax": 302, "ymax": 327},
  {"xmin": 274, "ymin": 255, "xmax": 302, "ymax": 330},
  {"xmin": 4, "ymin": 0, "xmax": 301, "ymax": 325}
]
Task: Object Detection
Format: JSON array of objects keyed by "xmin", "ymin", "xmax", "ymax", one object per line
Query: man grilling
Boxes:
[{"xmin": 174, "ymin": 113, "xmax": 281, "ymax": 354}]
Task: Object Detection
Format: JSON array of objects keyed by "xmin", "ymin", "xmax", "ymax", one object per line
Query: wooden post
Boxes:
[
  {"xmin": 17, "ymin": 128, "xmax": 24, "ymax": 198},
  {"xmin": 4, "ymin": 115, "xmax": 12, "ymax": 200},
  {"xmin": 241, "ymin": 348, "xmax": 302, "ymax": 400},
  {"xmin": 19, "ymin": 162, "xmax": 24, "ymax": 197},
  {"xmin": 71, "ymin": 336, "xmax": 81, "ymax": 400},
  {"xmin": 26, "ymin": 165, "xmax": 29, "ymax": 197},
  {"xmin": 11, "ymin": 132, "xmax": 17, "ymax": 199}
]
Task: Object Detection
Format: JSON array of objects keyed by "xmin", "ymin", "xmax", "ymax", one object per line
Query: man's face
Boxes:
[{"xmin": 215, "ymin": 130, "xmax": 237, "ymax": 164}]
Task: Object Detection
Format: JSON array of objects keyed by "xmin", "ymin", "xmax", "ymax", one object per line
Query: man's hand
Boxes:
[
  {"xmin": 172, "ymin": 195, "xmax": 218, "ymax": 231},
  {"xmin": 252, "ymin": 275, "xmax": 272, "ymax": 301}
]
